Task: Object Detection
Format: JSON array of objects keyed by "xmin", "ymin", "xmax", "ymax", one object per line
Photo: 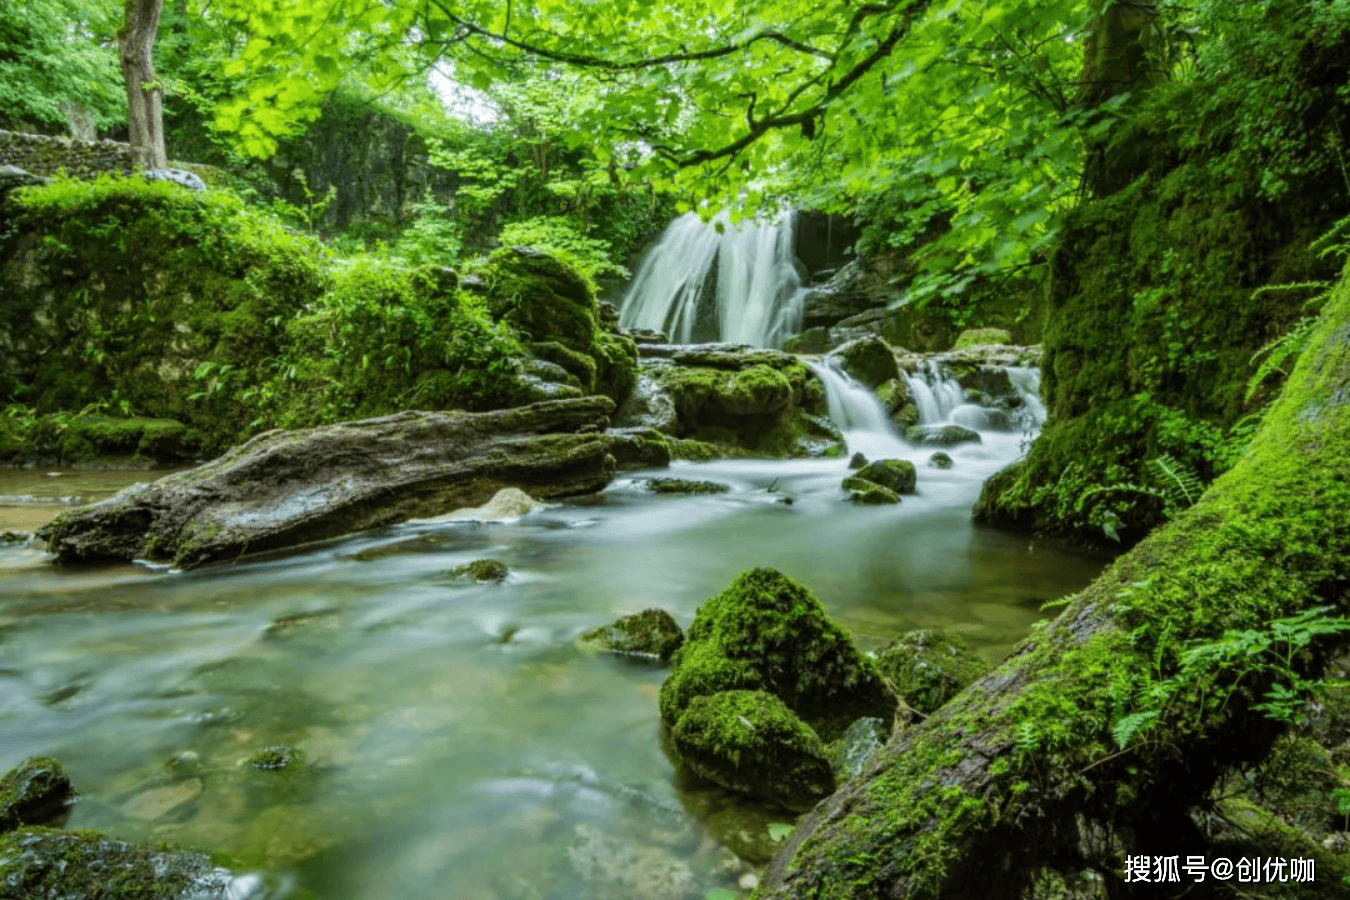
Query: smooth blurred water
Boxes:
[{"xmin": 0, "ymin": 426, "xmax": 1104, "ymax": 898}]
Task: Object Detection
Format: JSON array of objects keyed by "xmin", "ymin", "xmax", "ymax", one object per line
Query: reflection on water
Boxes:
[{"xmin": 0, "ymin": 453, "xmax": 1106, "ymax": 898}]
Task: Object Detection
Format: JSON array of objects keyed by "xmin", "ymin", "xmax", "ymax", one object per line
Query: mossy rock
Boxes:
[
  {"xmin": 530, "ymin": 341, "xmax": 597, "ymax": 391},
  {"xmin": 593, "ymin": 332, "xmax": 640, "ymax": 407},
  {"xmin": 481, "ymin": 246, "xmax": 599, "ymax": 355},
  {"xmin": 659, "ymin": 567, "xmax": 896, "ymax": 740},
  {"xmin": 829, "ymin": 336, "xmax": 899, "ymax": 388},
  {"xmin": 844, "ymin": 483, "xmax": 902, "ymax": 505},
  {"xmin": 31, "ymin": 415, "xmax": 200, "ymax": 466},
  {"xmin": 906, "ymin": 424, "xmax": 982, "ymax": 447},
  {"xmin": 643, "ymin": 478, "xmax": 729, "ymax": 495},
  {"xmin": 448, "ymin": 559, "xmax": 510, "ymax": 583},
  {"xmin": 0, "ymin": 757, "xmax": 73, "ymax": 832},
  {"xmin": 665, "ymin": 438, "xmax": 722, "ymax": 461},
  {"xmin": 876, "ymin": 629, "xmax": 989, "ymax": 715},
  {"xmin": 928, "ymin": 451, "xmax": 954, "ymax": 469},
  {"xmin": 843, "ymin": 459, "xmax": 917, "ymax": 495},
  {"xmin": 577, "ymin": 608, "xmax": 684, "ymax": 664},
  {"xmin": 952, "ymin": 328, "xmax": 1012, "ymax": 350},
  {"xmin": 670, "ymin": 690, "xmax": 835, "ymax": 812},
  {"xmin": 654, "ymin": 363, "xmax": 793, "ymax": 426},
  {"xmin": 0, "ymin": 827, "xmax": 238, "ymax": 899},
  {"xmin": 828, "ymin": 716, "xmax": 889, "ymax": 780}
]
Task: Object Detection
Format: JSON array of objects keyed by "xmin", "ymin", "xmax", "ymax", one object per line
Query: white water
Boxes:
[{"xmin": 618, "ymin": 211, "xmax": 807, "ymax": 347}]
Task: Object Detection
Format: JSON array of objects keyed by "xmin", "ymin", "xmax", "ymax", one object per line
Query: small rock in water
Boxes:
[
  {"xmin": 0, "ymin": 756, "xmax": 74, "ymax": 830},
  {"xmin": 848, "ymin": 452, "xmax": 868, "ymax": 470},
  {"xmin": 576, "ymin": 609, "xmax": 684, "ymax": 664},
  {"xmin": 642, "ymin": 477, "xmax": 729, "ymax": 495},
  {"xmin": 906, "ymin": 424, "xmax": 981, "ymax": 447},
  {"xmin": 249, "ymin": 745, "xmax": 299, "ymax": 771},
  {"xmin": 740, "ymin": 872, "xmax": 761, "ymax": 891},
  {"xmin": 441, "ymin": 487, "xmax": 545, "ymax": 521},
  {"xmin": 928, "ymin": 451, "xmax": 954, "ymax": 469},
  {"xmin": 567, "ymin": 823, "xmax": 698, "ymax": 900},
  {"xmin": 845, "ymin": 484, "xmax": 902, "ymax": 505},
  {"xmin": 831, "ymin": 717, "xmax": 888, "ymax": 779},
  {"xmin": 446, "ymin": 559, "xmax": 510, "ymax": 583}
]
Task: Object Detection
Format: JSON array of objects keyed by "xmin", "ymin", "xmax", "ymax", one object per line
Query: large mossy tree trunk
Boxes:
[
  {"xmin": 757, "ymin": 267, "xmax": 1350, "ymax": 897},
  {"xmin": 1078, "ymin": 0, "xmax": 1160, "ymax": 199},
  {"xmin": 119, "ymin": 0, "xmax": 167, "ymax": 170}
]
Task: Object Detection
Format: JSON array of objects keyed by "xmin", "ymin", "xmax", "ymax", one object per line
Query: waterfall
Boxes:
[
  {"xmin": 618, "ymin": 211, "xmax": 807, "ymax": 347},
  {"xmin": 1006, "ymin": 367, "xmax": 1047, "ymax": 431},
  {"xmin": 902, "ymin": 361, "xmax": 967, "ymax": 425},
  {"xmin": 806, "ymin": 360, "xmax": 906, "ymax": 459}
]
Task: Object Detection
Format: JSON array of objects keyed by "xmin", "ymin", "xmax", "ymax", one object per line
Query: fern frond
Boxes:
[
  {"xmin": 1249, "ymin": 280, "xmax": 1330, "ymax": 301},
  {"xmin": 1245, "ymin": 315, "xmax": 1318, "ymax": 403},
  {"xmin": 1148, "ymin": 454, "xmax": 1205, "ymax": 510}
]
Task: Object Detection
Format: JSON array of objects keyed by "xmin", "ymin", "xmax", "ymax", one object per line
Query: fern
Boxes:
[
  {"xmin": 1148, "ymin": 454, "xmax": 1205, "ymax": 511},
  {"xmin": 1245, "ymin": 314, "xmax": 1319, "ymax": 402},
  {"xmin": 1111, "ymin": 710, "xmax": 1159, "ymax": 750}
]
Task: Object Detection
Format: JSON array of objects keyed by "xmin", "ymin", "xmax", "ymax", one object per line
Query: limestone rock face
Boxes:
[{"xmin": 41, "ymin": 398, "xmax": 624, "ymax": 568}]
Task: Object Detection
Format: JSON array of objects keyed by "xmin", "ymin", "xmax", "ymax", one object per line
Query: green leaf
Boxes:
[{"xmin": 768, "ymin": 822, "xmax": 793, "ymax": 842}]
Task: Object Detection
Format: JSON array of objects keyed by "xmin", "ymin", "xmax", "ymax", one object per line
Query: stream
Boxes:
[{"xmin": 1, "ymin": 214, "xmax": 1108, "ymax": 899}]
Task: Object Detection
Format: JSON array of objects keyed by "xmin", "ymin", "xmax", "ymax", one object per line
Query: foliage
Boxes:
[
  {"xmin": 0, "ymin": 0, "xmax": 124, "ymax": 133},
  {"xmin": 498, "ymin": 217, "xmax": 626, "ymax": 281}
]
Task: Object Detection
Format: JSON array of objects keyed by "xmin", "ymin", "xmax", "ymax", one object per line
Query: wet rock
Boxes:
[
  {"xmin": 567, "ymin": 823, "xmax": 698, "ymax": 900},
  {"xmin": 143, "ymin": 168, "xmax": 207, "ymax": 191},
  {"xmin": 876, "ymin": 378, "xmax": 921, "ymax": 429},
  {"xmin": 577, "ymin": 609, "xmax": 684, "ymax": 663},
  {"xmin": 626, "ymin": 328, "xmax": 668, "ymax": 345},
  {"xmin": 41, "ymin": 398, "xmax": 621, "ymax": 568},
  {"xmin": 877, "ymin": 629, "xmax": 989, "ymax": 714},
  {"xmin": 928, "ymin": 451, "xmax": 954, "ymax": 469},
  {"xmin": 828, "ymin": 335, "xmax": 899, "ymax": 388},
  {"xmin": 844, "ymin": 483, "xmax": 902, "ymax": 505},
  {"xmin": 782, "ymin": 326, "xmax": 833, "ymax": 354},
  {"xmin": 842, "ymin": 459, "xmax": 917, "ymax": 496},
  {"xmin": 511, "ymin": 374, "xmax": 585, "ymax": 403},
  {"xmin": 0, "ymin": 828, "xmax": 245, "ymax": 899},
  {"xmin": 670, "ymin": 348, "xmax": 796, "ymax": 370},
  {"xmin": 671, "ymin": 690, "xmax": 835, "ymax": 812},
  {"xmin": 0, "ymin": 530, "xmax": 34, "ymax": 546},
  {"xmin": 637, "ymin": 341, "xmax": 752, "ymax": 361},
  {"xmin": 0, "ymin": 164, "xmax": 48, "ymax": 195},
  {"xmin": 615, "ymin": 374, "xmax": 679, "ymax": 434},
  {"xmin": 0, "ymin": 758, "xmax": 73, "ymax": 832},
  {"xmin": 953, "ymin": 327, "xmax": 1012, "ymax": 349},
  {"xmin": 447, "ymin": 559, "xmax": 510, "ymax": 583},
  {"xmin": 848, "ymin": 452, "xmax": 867, "ymax": 470},
  {"xmin": 801, "ymin": 413, "xmax": 843, "ymax": 444},
  {"xmin": 642, "ymin": 478, "xmax": 729, "ymax": 495},
  {"xmin": 800, "ymin": 260, "xmax": 872, "ymax": 330},
  {"xmin": 660, "ymin": 568, "xmax": 896, "ymax": 741},
  {"xmin": 520, "ymin": 357, "xmax": 581, "ymax": 388},
  {"xmin": 906, "ymin": 423, "xmax": 982, "ymax": 447},
  {"xmin": 121, "ymin": 778, "xmax": 202, "ymax": 821},
  {"xmin": 605, "ymin": 429, "xmax": 672, "ymax": 470},
  {"xmin": 248, "ymin": 745, "xmax": 300, "ymax": 770},
  {"xmin": 440, "ymin": 487, "xmax": 546, "ymax": 522},
  {"xmin": 830, "ymin": 717, "xmax": 889, "ymax": 779}
]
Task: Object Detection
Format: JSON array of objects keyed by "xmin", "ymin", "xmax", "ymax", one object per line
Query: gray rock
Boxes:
[
  {"xmin": 0, "ymin": 165, "xmax": 48, "ymax": 194},
  {"xmin": 40, "ymin": 398, "xmax": 623, "ymax": 568},
  {"xmin": 615, "ymin": 374, "xmax": 679, "ymax": 434},
  {"xmin": 831, "ymin": 717, "xmax": 889, "ymax": 779},
  {"xmin": 142, "ymin": 168, "xmax": 207, "ymax": 191}
]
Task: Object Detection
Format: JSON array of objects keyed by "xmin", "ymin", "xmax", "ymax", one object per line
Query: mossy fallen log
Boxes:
[{"xmin": 757, "ymin": 266, "xmax": 1350, "ymax": 897}]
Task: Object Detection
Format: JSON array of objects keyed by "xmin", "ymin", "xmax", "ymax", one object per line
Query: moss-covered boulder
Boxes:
[
  {"xmin": 876, "ymin": 378, "xmax": 920, "ymax": 429},
  {"xmin": 659, "ymin": 568, "xmax": 896, "ymax": 740},
  {"xmin": 928, "ymin": 451, "xmax": 954, "ymax": 469},
  {"xmin": 842, "ymin": 459, "xmax": 917, "ymax": 496},
  {"xmin": 906, "ymin": 424, "xmax": 982, "ymax": 447},
  {"xmin": 577, "ymin": 609, "xmax": 684, "ymax": 663},
  {"xmin": 642, "ymin": 478, "xmax": 729, "ymax": 495},
  {"xmin": 0, "ymin": 758, "xmax": 72, "ymax": 832},
  {"xmin": 670, "ymin": 690, "xmax": 835, "ymax": 812},
  {"xmin": 828, "ymin": 335, "xmax": 899, "ymax": 388},
  {"xmin": 27, "ymin": 415, "xmax": 199, "ymax": 467},
  {"xmin": 447, "ymin": 559, "xmax": 510, "ymax": 583},
  {"xmin": 480, "ymin": 247, "xmax": 639, "ymax": 408},
  {"xmin": 953, "ymin": 328, "xmax": 1012, "ymax": 349},
  {"xmin": 844, "ymin": 483, "xmax": 902, "ymax": 505},
  {"xmin": 0, "ymin": 827, "xmax": 241, "ymax": 899},
  {"xmin": 876, "ymin": 629, "xmax": 989, "ymax": 715}
]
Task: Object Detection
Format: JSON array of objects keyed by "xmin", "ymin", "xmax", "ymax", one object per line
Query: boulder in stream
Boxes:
[
  {"xmin": 828, "ymin": 335, "xmax": 900, "ymax": 388},
  {"xmin": 642, "ymin": 477, "xmax": 729, "ymax": 495},
  {"xmin": 0, "ymin": 758, "xmax": 73, "ymax": 832},
  {"xmin": 876, "ymin": 628, "xmax": 989, "ymax": 715},
  {"xmin": 40, "ymin": 398, "xmax": 624, "ymax": 568},
  {"xmin": 670, "ymin": 690, "xmax": 835, "ymax": 812},
  {"xmin": 660, "ymin": 568, "xmax": 896, "ymax": 742},
  {"xmin": 577, "ymin": 608, "xmax": 684, "ymax": 663},
  {"xmin": 928, "ymin": 451, "xmax": 954, "ymax": 469},
  {"xmin": 842, "ymin": 459, "xmax": 917, "ymax": 496},
  {"xmin": 447, "ymin": 559, "xmax": 510, "ymax": 583},
  {"xmin": 906, "ymin": 423, "xmax": 982, "ymax": 447}
]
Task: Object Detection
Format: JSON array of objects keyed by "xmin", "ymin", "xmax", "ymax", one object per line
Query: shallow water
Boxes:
[{"xmin": 0, "ymin": 434, "xmax": 1106, "ymax": 898}]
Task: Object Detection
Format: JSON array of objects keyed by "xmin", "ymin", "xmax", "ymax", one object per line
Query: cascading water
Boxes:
[
  {"xmin": 618, "ymin": 211, "xmax": 807, "ymax": 347},
  {"xmin": 805, "ymin": 360, "xmax": 906, "ymax": 460}
]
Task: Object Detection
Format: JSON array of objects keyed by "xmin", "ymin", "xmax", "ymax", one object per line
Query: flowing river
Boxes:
[{"xmin": 0, "ymin": 214, "xmax": 1107, "ymax": 899}]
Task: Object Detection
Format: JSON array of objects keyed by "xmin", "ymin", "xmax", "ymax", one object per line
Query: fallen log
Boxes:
[
  {"xmin": 757, "ymin": 270, "xmax": 1350, "ymax": 898},
  {"xmin": 41, "ymin": 397, "xmax": 632, "ymax": 568}
]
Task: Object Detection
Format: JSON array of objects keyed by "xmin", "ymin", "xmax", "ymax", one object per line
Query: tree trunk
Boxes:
[
  {"xmin": 757, "ymin": 264, "xmax": 1350, "ymax": 897},
  {"xmin": 119, "ymin": 0, "xmax": 166, "ymax": 170},
  {"xmin": 1079, "ymin": 0, "xmax": 1160, "ymax": 198}
]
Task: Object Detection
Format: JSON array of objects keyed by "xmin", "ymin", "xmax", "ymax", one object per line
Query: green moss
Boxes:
[
  {"xmin": 644, "ymin": 477, "xmax": 729, "ymax": 494},
  {"xmin": 530, "ymin": 341, "xmax": 597, "ymax": 392},
  {"xmin": 0, "ymin": 827, "xmax": 226, "ymax": 899},
  {"xmin": 672, "ymin": 689, "xmax": 835, "ymax": 812},
  {"xmin": 876, "ymin": 629, "xmax": 989, "ymax": 715},
  {"xmin": 592, "ymin": 331, "xmax": 639, "ymax": 407},
  {"xmin": 0, "ymin": 757, "xmax": 72, "ymax": 832},
  {"xmin": 660, "ymin": 567, "xmax": 896, "ymax": 741},
  {"xmin": 577, "ymin": 608, "xmax": 684, "ymax": 663},
  {"xmin": 248, "ymin": 745, "xmax": 299, "ymax": 771},
  {"xmin": 666, "ymin": 438, "xmax": 722, "ymax": 461},
  {"xmin": 447, "ymin": 559, "xmax": 509, "ymax": 583},
  {"xmin": 843, "ymin": 483, "xmax": 903, "ymax": 505},
  {"xmin": 844, "ymin": 459, "xmax": 917, "ymax": 495},
  {"xmin": 479, "ymin": 246, "xmax": 598, "ymax": 355},
  {"xmin": 952, "ymin": 328, "xmax": 1012, "ymax": 349},
  {"xmin": 832, "ymin": 336, "xmax": 899, "ymax": 388}
]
